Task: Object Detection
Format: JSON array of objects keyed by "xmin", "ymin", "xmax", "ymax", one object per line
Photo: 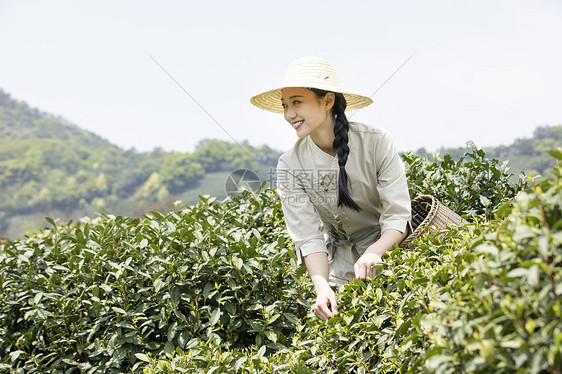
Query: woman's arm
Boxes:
[
  {"xmin": 304, "ymin": 252, "xmax": 338, "ymax": 321},
  {"xmin": 354, "ymin": 228, "xmax": 407, "ymax": 280}
]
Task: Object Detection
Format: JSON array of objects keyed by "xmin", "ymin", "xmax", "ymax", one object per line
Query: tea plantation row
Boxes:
[
  {"xmin": 1, "ymin": 148, "xmax": 560, "ymax": 373},
  {"xmin": 144, "ymin": 150, "xmax": 562, "ymax": 373}
]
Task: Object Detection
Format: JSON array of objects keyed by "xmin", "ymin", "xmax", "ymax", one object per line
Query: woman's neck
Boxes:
[{"xmin": 310, "ymin": 119, "xmax": 336, "ymax": 156}]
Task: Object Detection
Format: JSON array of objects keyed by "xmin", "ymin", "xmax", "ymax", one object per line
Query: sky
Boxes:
[{"xmin": 0, "ymin": 0, "xmax": 561, "ymax": 154}]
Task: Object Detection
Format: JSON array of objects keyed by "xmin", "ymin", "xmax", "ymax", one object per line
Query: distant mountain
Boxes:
[
  {"xmin": 0, "ymin": 90, "xmax": 113, "ymax": 149},
  {"xmin": 0, "ymin": 88, "xmax": 559, "ymax": 239},
  {"xmin": 0, "ymin": 89, "xmax": 280, "ymax": 239},
  {"xmin": 416, "ymin": 125, "xmax": 562, "ymax": 178}
]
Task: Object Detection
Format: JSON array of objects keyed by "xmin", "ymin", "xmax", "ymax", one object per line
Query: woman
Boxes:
[{"xmin": 251, "ymin": 57, "xmax": 411, "ymax": 321}]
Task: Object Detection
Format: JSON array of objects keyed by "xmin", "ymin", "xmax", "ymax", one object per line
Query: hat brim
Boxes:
[{"xmin": 250, "ymin": 87, "xmax": 373, "ymax": 114}]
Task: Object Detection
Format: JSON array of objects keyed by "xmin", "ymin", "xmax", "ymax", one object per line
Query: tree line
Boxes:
[
  {"xmin": 417, "ymin": 125, "xmax": 562, "ymax": 178},
  {"xmin": 1, "ymin": 88, "xmax": 560, "ymax": 239},
  {"xmin": 0, "ymin": 90, "xmax": 279, "ymax": 239}
]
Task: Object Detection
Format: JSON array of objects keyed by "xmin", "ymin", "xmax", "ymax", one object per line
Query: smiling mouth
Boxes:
[{"xmin": 292, "ymin": 120, "xmax": 304, "ymax": 130}]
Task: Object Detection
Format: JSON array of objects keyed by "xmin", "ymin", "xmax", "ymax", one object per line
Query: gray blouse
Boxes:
[{"xmin": 276, "ymin": 122, "xmax": 412, "ymax": 266}]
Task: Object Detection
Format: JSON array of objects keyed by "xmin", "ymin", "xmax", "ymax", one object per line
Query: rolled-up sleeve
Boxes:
[
  {"xmin": 276, "ymin": 156, "xmax": 327, "ymax": 266},
  {"xmin": 374, "ymin": 131, "xmax": 411, "ymax": 234}
]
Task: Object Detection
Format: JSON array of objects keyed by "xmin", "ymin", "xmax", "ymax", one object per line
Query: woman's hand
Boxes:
[
  {"xmin": 303, "ymin": 252, "xmax": 337, "ymax": 321},
  {"xmin": 354, "ymin": 228, "xmax": 407, "ymax": 280},
  {"xmin": 354, "ymin": 252, "xmax": 383, "ymax": 280},
  {"xmin": 313, "ymin": 282, "xmax": 338, "ymax": 321}
]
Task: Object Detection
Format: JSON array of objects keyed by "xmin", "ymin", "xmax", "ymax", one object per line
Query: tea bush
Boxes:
[
  {"xmin": 143, "ymin": 150, "xmax": 560, "ymax": 373},
  {"xmin": 403, "ymin": 143, "xmax": 528, "ymax": 220},
  {"xmin": 0, "ymin": 147, "xmax": 540, "ymax": 373},
  {"xmin": 0, "ymin": 190, "xmax": 313, "ymax": 373}
]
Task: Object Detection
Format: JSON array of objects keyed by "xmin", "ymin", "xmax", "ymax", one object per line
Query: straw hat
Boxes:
[{"xmin": 250, "ymin": 56, "xmax": 373, "ymax": 113}]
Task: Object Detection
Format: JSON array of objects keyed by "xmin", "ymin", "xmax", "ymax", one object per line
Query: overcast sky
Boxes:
[{"xmin": 1, "ymin": 0, "xmax": 561, "ymax": 154}]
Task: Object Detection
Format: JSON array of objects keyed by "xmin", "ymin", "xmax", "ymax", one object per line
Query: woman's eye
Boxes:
[
  {"xmin": 293, "ymin": 100, "xmax": 301, "ymax": 105},
  {"xmin": 281, "ymin": 103, "xmax": 288, "ymax": 109}
]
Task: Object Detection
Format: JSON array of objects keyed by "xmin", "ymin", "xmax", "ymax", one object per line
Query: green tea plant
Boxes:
[
  {"xmin": 0, "ymin": 190, "xmax": 313, "ymax": 373},
  {"xmin": 0, "ymin": 146, "xmax": 551, "ymax": 373},
  {"xmin": 143, "ymin": 150, "xmax": 560, "ymax": 373},
  {"xmin": 407, "ymin": 150, "xmax": 562, "ymax": 373},
  {"xmin": 403, "ymin": 143, "xmax": 527, "ymax": 220}
]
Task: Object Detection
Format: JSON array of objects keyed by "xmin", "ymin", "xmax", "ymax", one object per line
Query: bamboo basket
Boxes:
[{"xmin": 400, "ymin": 195, "xmax": 466, "ymax": 249}]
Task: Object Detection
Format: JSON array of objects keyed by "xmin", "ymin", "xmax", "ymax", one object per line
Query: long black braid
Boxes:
[{"xmin": 310, "ymin": 88, "xmax": 361, "ymax": 211}]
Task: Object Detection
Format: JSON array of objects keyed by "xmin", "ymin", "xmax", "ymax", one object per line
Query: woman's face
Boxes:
[{"xmin": 281, "ymin": 87, "xmax": 334, "ymax": 139}]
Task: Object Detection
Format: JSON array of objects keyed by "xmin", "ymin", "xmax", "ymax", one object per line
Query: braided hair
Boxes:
[{"xmin": 310, "ymin": 88, "xmax": 361, "ymax": 212}]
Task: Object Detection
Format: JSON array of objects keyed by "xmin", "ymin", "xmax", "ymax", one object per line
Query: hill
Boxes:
[
  {"xmin": 418, "ymin": 125, "xmax": 562, "ymax": 177},
  {"xmin": 0, "ymin": 90, "xmax": 280, "ymax": 239},
  {"xmin": 0, "ymin": 88, "xmax": 560, "ymax": 239},
  {"xmin": 0, "ymin": 90, "xmax": 113, "ymax": 148}
]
